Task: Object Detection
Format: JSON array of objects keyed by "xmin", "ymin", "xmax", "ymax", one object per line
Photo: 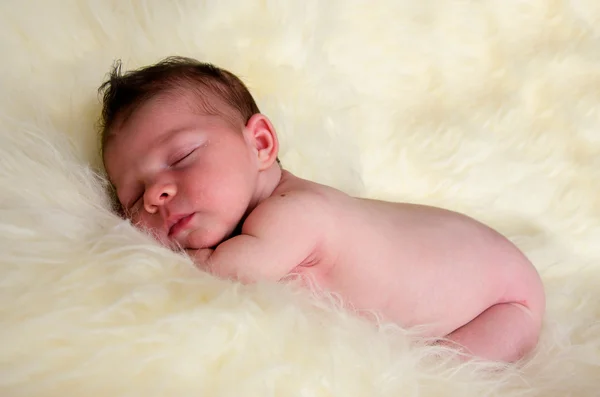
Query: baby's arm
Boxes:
[{"xmin": 189, "ymin": 194, "xmax": 320, "ymax": 283}]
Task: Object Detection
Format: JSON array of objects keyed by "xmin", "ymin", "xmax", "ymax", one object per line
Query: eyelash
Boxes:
[{"xmin": 171, "ymin": 148, "xmax": 195, "ymax": 167}]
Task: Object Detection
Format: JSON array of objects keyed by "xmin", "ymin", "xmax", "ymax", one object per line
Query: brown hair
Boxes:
[{"xmin": 97, "ymin": 56, "xmax": 261, "ymax": 153}]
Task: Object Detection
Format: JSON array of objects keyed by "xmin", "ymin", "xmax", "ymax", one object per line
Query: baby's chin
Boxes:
[{"xmin": 179, "ymin": 225, "xmax": 234, "ymax": 251}]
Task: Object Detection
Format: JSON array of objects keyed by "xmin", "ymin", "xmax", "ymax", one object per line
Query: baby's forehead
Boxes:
[{"xmin": 107, "ymin": 88, "xmax": 240, "ymax": 142}]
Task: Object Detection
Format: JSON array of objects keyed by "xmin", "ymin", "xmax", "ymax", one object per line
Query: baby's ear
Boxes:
[{"xmin": 243, "ymin": 114, "xmax": 279, "ymax": 170}]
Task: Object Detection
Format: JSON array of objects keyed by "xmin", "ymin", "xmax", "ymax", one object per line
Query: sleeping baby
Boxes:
[{"xmin": 99, "ymin": 56, "xmax": 545, "ymax": 363}]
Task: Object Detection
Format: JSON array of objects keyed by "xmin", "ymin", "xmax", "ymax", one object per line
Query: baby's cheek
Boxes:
[
  {"xmin": 128, "ymin": 212, "xmax": 147, "ymax": 230},
  {"xmin": 129, "ymin": 212, "xmax": 166, "ymax": 241}
]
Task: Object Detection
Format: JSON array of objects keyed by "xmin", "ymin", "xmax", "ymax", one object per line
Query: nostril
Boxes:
[{"xmin": 160, "ymin": 192, "xmax": 169, "ymax": 198}]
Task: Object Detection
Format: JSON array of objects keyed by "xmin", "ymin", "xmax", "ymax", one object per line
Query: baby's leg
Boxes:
[{"xmin": 440, "ymin": 302, "xmax": 542, "ymax": 363}]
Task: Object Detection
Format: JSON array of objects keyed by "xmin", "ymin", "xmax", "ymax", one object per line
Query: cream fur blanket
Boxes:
[{"xmin": 1, "ymin": 1, "xmax": 599, "ymax": 396}]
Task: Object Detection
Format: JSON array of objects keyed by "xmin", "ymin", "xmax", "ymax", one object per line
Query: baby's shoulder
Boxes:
[
  {"xmin": 259, "ymin": 186, "xmax": 331, "ymax": 217},
  {"xmin": 276, "ymin": 172, "xmax": 350, "ymax": 204},
  {"xmin": 242, "ymin": 186, "xmax": 338, "ymax": 236}
]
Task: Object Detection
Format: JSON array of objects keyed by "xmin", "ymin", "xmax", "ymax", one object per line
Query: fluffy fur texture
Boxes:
[{"xmin": 1, "ymin": 1, "xmax": 599, "ymax": 396}]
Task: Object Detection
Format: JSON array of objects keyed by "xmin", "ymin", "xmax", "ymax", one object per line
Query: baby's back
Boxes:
[{"xmin": 276, "ymin": 171, "xmax": 540, "ymax": 336}]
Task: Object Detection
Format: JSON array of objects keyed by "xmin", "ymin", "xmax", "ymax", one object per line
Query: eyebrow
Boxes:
[{"xmin": 156, "ymin": 124, "xmax": 198, "ymax": 146}]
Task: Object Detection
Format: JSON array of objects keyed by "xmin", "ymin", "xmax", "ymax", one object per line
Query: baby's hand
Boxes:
[{"xmin": 185, "ymin": 248, "xmax": 214, "ymax": 272}]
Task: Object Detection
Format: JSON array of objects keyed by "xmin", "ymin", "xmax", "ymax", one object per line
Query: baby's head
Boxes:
[{"xmin": 99, "ymin": 56, "xmax": 281, "ymax": 250}]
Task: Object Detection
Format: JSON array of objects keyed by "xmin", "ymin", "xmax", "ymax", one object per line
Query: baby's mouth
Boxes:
[{"xmin": 168, "ymin": 213, "xmax": 195, "ymax": 238}]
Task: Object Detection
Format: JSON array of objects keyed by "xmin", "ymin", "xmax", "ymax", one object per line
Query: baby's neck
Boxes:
[
  {"xmin": 230, "ymin": 166, "xmax": 287, "ymax": 241},
  {"xmin": 247, "ymin": 164, "xmax": 283, "ymax": 214}
]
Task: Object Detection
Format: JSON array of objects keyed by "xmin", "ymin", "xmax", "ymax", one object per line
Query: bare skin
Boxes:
[{"xmin": 104, "ymin": 90, "xmax": 546, "ymax": 363}]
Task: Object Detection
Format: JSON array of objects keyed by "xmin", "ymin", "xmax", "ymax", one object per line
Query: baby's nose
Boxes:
[{"xmin": 144, "ymin": 182, "xmax": 177, "ymax": 214}]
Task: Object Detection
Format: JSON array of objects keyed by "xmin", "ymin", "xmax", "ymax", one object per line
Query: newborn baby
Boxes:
[{"xmin": 100, "ymin": 56, "xmax": 545, "ymax": 363}]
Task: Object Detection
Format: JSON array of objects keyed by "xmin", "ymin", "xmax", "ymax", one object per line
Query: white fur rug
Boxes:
[{"xmin": 1, "ymin": 1, "xmax": 599, "ymax": 396}]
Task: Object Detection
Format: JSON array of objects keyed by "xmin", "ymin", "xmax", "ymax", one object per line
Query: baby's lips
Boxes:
[{"xmin": 168, "ymin": 213, "xmax": 195, "ymax": 237}]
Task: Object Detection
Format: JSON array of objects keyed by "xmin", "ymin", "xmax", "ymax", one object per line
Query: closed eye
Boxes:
[{"xmin": 171, "ymin": 148, "xmax": 196, "ymax": 167}]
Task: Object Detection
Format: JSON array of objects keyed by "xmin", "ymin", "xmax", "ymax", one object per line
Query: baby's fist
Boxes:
[{"xmin": 185, "ymin": 247, "xmax": 214, "ymax": 271}]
